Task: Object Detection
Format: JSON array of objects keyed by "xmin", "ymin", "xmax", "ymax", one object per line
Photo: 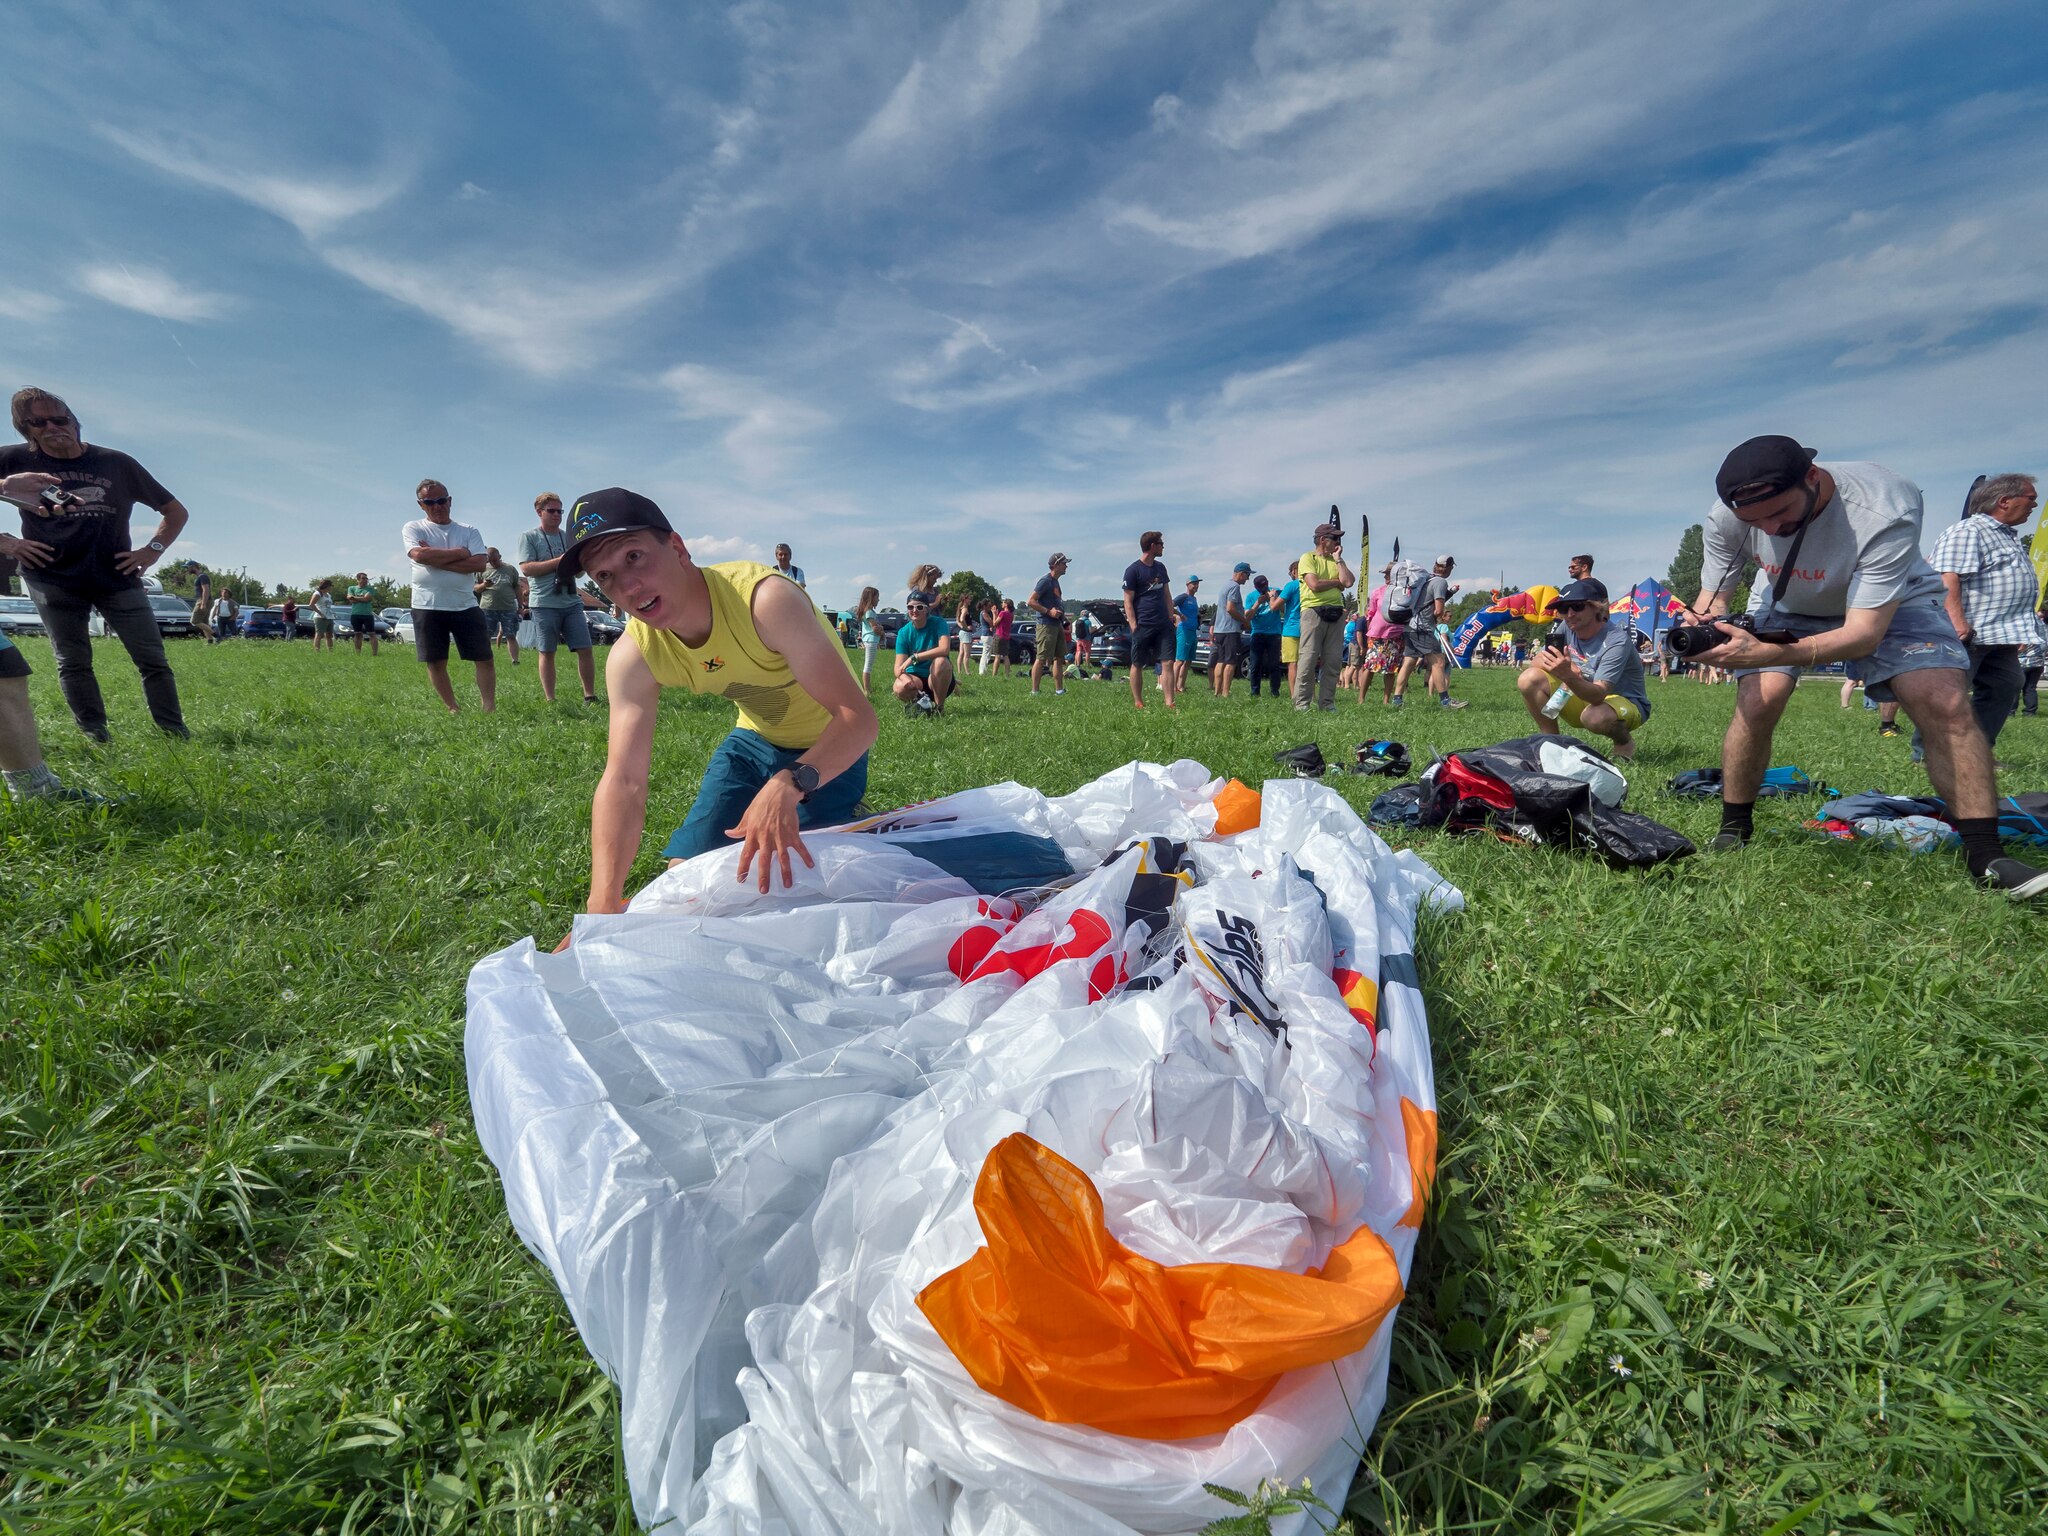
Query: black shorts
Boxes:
[
  {"xmin": 0, "ymin": 637, "xmax": 29, "ymax": 679},
  {"xmin": 1211, "ymin": 631, "xmax": 1246, "ymax": 668},
  {"xmin": 412, "ymin": 607, "xmax": 491, "ymax": 665},
  {"xmin": 1129, "ymin": 623, "xmax": 1174, "ymax": 667},
  {"xmin": 351, "ymin": 613, "xmax": 376, "ymax": 634}
]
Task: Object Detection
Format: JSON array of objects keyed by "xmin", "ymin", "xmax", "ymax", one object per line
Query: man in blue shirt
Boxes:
[
  {"xmin": 1121, "ymin": 530, "xmax": 1177, "ymax": 709},
  {"xmin": 892, "ymin": 595, "xmax": 955, "ymax": 715},
  {"xmin": 1172, "ymin": 575, "xmax": 1202, "ymax": 693}
]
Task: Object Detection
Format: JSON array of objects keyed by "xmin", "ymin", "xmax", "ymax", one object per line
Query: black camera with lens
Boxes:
[{"xmin": 1665, "ymin": 611, "xmax": 1794, "ymax": 657}]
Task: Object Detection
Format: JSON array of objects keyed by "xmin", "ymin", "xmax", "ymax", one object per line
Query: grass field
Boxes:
[{"xmin": 3, "ymin": 636, "xmax": 2045, "ymax": 1535}]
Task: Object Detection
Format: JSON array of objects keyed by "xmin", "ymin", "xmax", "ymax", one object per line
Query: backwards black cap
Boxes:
[
  {"xmin": 1716, "ymin": 436, "xmax": 1816, "ymax": 508},
  {"xmin": 556, "ymin": 488, "xmax": 674, "ymax": 582}
]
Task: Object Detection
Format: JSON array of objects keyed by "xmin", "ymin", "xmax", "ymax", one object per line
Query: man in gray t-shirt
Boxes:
[
  {"xmin": 1686, "ymin": 434, "xmax": 2044, "ymax": 898},
  {"xmin": 516, "ymin": 491, "xmax": 598, "ymax": 703},
  {"xmin": 1518, "ymin": 578, "xmax": 1649, "ymax": 759}
]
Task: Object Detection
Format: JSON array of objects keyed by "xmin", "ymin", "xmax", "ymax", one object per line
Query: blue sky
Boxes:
[{"xmin": 5, "ymin": 0, "xmax": 2045, "ymax": 604}]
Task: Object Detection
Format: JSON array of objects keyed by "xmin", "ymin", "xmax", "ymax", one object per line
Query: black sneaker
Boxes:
[
  {"xmin": 1877, "ymin": 722, "xmax": 1901, "ymax": 739},
  {"xmin": 1707, "ymin": 832, "xmax": 1748, "ymax": 853},
  {"xmin": 1976, "ymin": 857, "xmax": 2048, "ymax": 902}
]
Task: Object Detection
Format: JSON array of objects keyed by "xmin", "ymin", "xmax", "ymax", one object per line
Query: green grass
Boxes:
[{"xmin": 2, "ymin": 638, "xmax": 2044, "ymax": 1535}]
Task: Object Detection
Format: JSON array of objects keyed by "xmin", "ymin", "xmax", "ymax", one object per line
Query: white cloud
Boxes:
[
  {"xmin": 0, "ymin": 289, "xmax": 64, "ymax": 323},
  {"xmin": 849, "ymin": 0, "xmax": 1064, "ymax": 163},
  {"xmin": 98, "ymin": 126, "xmax": 412, "ymax": 239},
  {"xmin": 74, "ymin": 263, "xmax": 232, "ymax": 322},
  {"xmin": 660, "ymin": 364, "xmax": 832, "ymax": 479}
]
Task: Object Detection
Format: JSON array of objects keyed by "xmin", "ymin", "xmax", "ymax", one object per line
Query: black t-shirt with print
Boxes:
[
  {"xmin": 1122, "ymin": 557, "xmax": 1171, "ymax": 628},
  {"xmin": 0, "ymin": 442, "xmax": 175, "ymax": 593}
]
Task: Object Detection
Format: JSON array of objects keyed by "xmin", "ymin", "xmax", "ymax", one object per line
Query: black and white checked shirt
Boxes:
[{"xmin": 1928, "ymin": 515, "xmax": 2040, "ymax": 646}]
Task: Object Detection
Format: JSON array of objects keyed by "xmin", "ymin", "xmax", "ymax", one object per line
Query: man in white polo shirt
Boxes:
[{"xmin": 402, "ymin": 478, "xmax": 494, "ymax": 714}]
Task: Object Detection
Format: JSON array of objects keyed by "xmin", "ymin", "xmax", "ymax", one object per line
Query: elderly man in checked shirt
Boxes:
[{"xmin": 1927, "ymin": 473, "xmax": 2040, "ymax": 757}]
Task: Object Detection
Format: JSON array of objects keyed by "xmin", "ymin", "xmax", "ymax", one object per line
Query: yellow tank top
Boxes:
[{"xmin": 627, "ymin": 561, "xmax": 847, "ymax": 748}]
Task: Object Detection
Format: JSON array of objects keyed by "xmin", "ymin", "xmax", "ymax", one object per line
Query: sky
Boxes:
[{"xmin": 5, "ymin": 0, "xmax": 2045, "ymax": 605}]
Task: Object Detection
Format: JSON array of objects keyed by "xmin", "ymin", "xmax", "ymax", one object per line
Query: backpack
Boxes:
[{"xmin": 1384, "ymin": 560, "xmax": 1426, "ymax": 625}]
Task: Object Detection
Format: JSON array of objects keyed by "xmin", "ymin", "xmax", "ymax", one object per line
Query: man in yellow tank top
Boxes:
[{"xmin": 553, "ymin": 488, "xmax": 878, "ymax": 907}]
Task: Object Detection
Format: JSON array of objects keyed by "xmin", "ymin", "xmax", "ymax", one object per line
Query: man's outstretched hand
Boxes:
[{"xmin": 727, "ymin": 773, "xmax": 815, "ymax": 893}]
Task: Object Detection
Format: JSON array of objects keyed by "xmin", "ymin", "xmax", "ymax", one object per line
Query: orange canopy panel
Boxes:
[
  {"xmin": 1211, "ymin": 779, "xmax": 1262, "ymax": 837},
  {"xmin": 918, "ymin": 1132, "xmax": 1404, "ymax": 1440}
]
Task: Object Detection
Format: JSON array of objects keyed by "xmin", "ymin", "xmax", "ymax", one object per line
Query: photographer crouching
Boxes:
[
  {"xmin": 1516, "ymin": 577, "xmax": 1648, "ymax": 760},
  {"xmin": 1679, "ymin": 435, "xmax": 2046, "ymax": 900}
]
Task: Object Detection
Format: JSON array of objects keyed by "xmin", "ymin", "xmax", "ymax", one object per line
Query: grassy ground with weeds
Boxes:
[{"xmin": 2, "ymin": 637, "xmax": 2044, "ymax": 1534}]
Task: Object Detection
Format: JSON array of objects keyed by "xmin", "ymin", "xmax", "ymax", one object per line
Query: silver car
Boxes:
[{"xmin": 0, "ymin": 594, "xmax": 45, "ymax": 636}]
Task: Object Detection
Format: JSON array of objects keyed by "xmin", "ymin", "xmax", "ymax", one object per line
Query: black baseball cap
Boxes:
[
  {"xmin": 1554, "ymin": 578, "xmax": 1609, "ymax": 607},
  {"xmin": 1716, "ymin": 436, "xmax": 1816, "ymax": 507},
  {"xmin": 556, "ymin": 488, "xmax": 674, "ymax": 582}
]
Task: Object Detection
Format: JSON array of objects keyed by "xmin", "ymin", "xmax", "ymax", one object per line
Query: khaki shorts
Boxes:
[
  {"xmin": 1280, "ymin": 636, "xmax": 1299, "ymax": 664},
  {"xmin": 1035, "ymin": 621, "xmax": 1064, "ymax": 660}
]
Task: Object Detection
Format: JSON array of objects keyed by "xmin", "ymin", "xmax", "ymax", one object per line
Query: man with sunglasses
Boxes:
[
  {"xmin": 518, "ymin": 493, "xmax": 599, "ymax": 703},
  {"xmin": 1516, "ymin": 578, "xmax": 1648, "ymax": 760},
  {"xmin": 0, "ymin": 387, "xmax": 190, "ymax": 741},
  {"xmin": 402, "ymin": 479, "xmax": 495, "ymax": 713},
  {"xmin": 1690, "ymin": 435, "xmax": 2046, "ymax": 898}
]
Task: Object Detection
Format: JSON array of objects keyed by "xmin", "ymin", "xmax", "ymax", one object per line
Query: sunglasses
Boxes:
[
  {"xmin": 1555, "ymin": 602, "xmax": 1594, "ymax": 614},
  {"xmin": 1724, "ymin": 479, "xmax": 1791, "ymax": 509},
  {"xmin": 22, "ymin": 414, "xmax": 72, "ymax": 429},
  {"xmin": 418, "ymin": 496, "xmax": 451, "ymax": 507}
]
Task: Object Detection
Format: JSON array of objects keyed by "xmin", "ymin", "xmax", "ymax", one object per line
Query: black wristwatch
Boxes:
[{"xmin": 784, "ymin": 763, "xmax": 820, "ymax": 802}]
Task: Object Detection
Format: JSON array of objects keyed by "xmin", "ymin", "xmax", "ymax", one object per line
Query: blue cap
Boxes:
[
  {"xmin": 1232, "ymin": 560, "xmax": 1251, "ymax": 574},
  {"xmin": 1186, "ymin": 574, "xmax": 1201, "ymax": 584},
  {"xmin": 1555, "ymin": 578, "xmax": 1609, "ymax": 606}
]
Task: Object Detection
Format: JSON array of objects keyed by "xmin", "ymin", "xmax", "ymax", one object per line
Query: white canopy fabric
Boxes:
[{"xmin": 466, "ymin": 762, "xmax": 1460, "ymax": 1533}]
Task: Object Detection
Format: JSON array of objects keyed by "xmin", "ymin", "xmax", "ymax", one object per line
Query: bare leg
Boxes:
[
  {"xmin": 1721, "ymin": 671, "xmax": 1797, "ymax": 803},
  {"xmin": 0, "ymin": 675, "xmax": 47, "ymax": 772},
  {"xmin": 1517, "ymin": 665, "xmax": 1558, "ymax": 730},
  {"xmin": 476, "ymin": 659, "xmax": 497, "ymax": 713},
  {"xmin": 1892, "ymin": 668, "xmax": 1994, "ymax": 818},
  {"xmin": 576, "ymin": 646, "xmax": 596, "ymax": 700},
  {"xmin": 425, "ymin": 660, "xmax": 460, "ymax": 712},
  {"xmin": 538, "ymin": 650, "xmax": 558, "ymax": 701}
]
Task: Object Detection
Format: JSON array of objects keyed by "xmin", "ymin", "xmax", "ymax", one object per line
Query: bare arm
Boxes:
[
  {"xmin": 1939, "ymin": 572, "xmax": 1971, "ymax": 640},
  {"xmin": 113, "ymin": 497, "xmax": 191, "ymax": 575},
  {"xmin": 409, "ymin": 545, "xmax": 480, "ymax": 570},
  {"xmin": 735, "ymin": 580, "xmax": 881, "ymax": 889},
  {"xmin": 585, "ymin": 632, "xmax": 660, "ymax": 918},
  {"xmin": 1696, "ymin": 601, "xmax": 1900, "ymax": 670}
]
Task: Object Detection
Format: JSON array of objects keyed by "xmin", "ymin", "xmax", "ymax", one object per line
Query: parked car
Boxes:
[
  {"xmin": 0, "ymin": 594, "xmax": 46, "ymax": 636},
  {"xmin": 584, "ymin": 609, "xmax": 625, "ymax": 645},
  {"xmin": 86, "ymin": 591, "xmax": 198, "ymax": 638},
  {"xmin": 150, "ymin": 593, "xmax": 198, "ymax": 637},
  {"xmin": 377, "ymin": 607, "xmax": 416, "ymax": 644},
  {"xmin": 240, "ymin": 607, "xmax": 293, "ymax": 638}
]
